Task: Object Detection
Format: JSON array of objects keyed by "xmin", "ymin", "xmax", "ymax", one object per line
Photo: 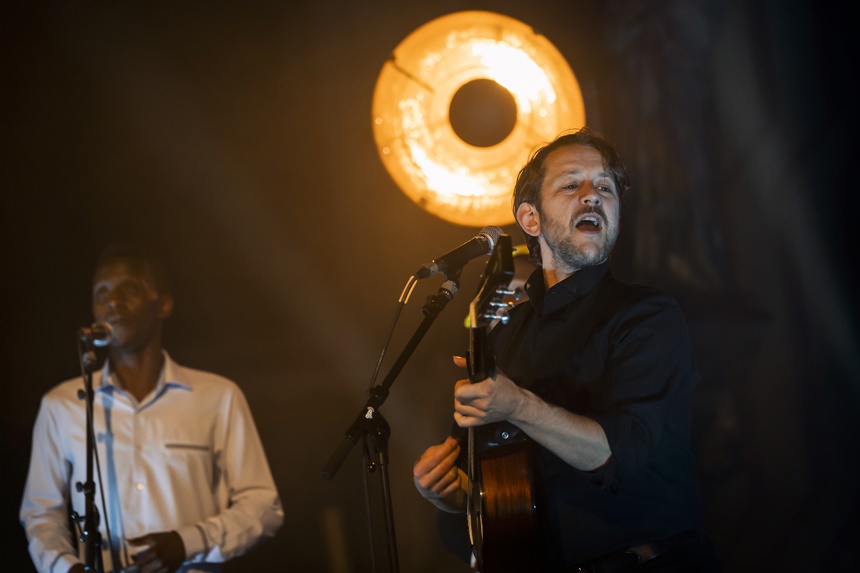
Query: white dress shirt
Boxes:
[{"xmin": 20, "ymin": 352, "xmax": 284, "ymax": 573}]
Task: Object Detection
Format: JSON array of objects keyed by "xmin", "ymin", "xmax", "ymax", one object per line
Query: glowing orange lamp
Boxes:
[{"xmin": 372, "ymin": 10, "xmax": 586, "ymax": 226}]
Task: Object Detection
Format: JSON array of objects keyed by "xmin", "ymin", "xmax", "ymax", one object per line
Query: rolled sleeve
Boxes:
[{"xmin": 593, "ymin": 294, "xmax": 697, "ymax": 473}]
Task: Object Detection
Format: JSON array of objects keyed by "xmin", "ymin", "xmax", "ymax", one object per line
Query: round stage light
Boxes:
[{"xmin": 372, "ymin": 10, "xmax": 586, "ymax": 227}]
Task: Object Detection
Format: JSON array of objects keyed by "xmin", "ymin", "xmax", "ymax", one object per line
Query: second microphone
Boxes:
[{"xmin": 415, "ymin": 226, "xmax": 503, "ymax": 279}]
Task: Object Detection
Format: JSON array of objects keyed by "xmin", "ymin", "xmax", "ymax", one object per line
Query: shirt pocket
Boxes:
[{"xmin": 161, "ymin": 441, "xmax": 215, "ymax": 486}]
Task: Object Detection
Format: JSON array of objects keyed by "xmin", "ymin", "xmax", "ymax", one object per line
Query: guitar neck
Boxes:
[{"xmin": 468, "ymin": 325, "xmax": 494, "ymax": 383}]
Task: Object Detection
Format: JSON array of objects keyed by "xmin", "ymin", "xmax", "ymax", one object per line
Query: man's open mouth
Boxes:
[{"xmin": 575, "ymin": 213, "xmax": 603, "ymax": 232}]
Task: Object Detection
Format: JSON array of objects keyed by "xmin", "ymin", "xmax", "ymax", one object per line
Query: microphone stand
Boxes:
[
  {"xmin": 322, "ymin": 272, "xmax": 463, "ymax": 573},
  {"xmin": 74, "ymin": 343, "xmax": 105, "ymax": 573}
]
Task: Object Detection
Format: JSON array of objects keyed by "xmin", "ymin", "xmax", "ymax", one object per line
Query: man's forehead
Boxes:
[
  {"xmin": 93, "ymin": 258, "xmax": 157, "ymax": 286},
  {"xmin": 547, "ymin": 144, "xmax": 605, "ymax": 168}
]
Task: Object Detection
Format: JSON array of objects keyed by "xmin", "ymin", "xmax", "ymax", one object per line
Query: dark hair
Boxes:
[
  {"xmin": 512, "ymin": 127, "xmax": 631, "ymax": 264},
  {"xmin": 94, "ymin": 242, "xmax": 172, "ymax": 295}
]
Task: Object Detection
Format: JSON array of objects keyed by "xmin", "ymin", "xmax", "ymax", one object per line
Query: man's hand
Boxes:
[
  {"xmin": 413, "ymin": 436, "xmax": 466, "ymax": 512},
  {"xmin": 453, "ymin": 356, "xmax": 525, "ymax": 427},
  {"xmin": 127, "ymin": 530, "xmax": 186, "ymax": 573}
]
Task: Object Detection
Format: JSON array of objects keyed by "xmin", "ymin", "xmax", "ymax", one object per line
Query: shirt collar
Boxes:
[
  {"xmin": 524, "ymin": 260, "xmax": 610, "ymax": 315},
  {"xmin": 94, "ymin": 351, "xmax": 193, "ymax": 395}
]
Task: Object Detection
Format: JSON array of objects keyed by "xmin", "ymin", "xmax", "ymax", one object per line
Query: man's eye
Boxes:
[{"xmin": 116, "ymin": 284, "xmax": 142, "ymax": 298}]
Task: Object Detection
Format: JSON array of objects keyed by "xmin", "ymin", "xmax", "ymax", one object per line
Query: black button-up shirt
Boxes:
[{"xmin": 485, "ymin": 261, "xmax": 704, "ymax": 567}]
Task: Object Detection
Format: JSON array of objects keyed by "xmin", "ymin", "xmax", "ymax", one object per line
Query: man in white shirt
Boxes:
[{"xmin": 20, "ymin": 243, "xmax": 284, "ymax": 573}]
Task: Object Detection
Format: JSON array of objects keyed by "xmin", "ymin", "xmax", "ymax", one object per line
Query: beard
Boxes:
[{"xmin": 541, "ymin": 207, "xmax": 618, "ymax": 271}]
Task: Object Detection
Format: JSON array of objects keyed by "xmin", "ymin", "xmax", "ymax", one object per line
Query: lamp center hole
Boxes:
[{"xmin": 449, "ymin": 79, "xmax": 517, "ymax": 148}]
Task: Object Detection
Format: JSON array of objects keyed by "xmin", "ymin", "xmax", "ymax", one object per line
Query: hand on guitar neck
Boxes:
[{"xmin": 453, "ymin": 356, "xmax": 527, "ymax": 429}]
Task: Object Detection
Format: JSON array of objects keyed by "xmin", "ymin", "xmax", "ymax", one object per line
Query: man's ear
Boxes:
[
  {"xmin": 516, "ymin": 202, "xmax": 540, "ymax": 237},
  {"xmin": 159, "ymin": 294, "xmax": 175, "ymax": 320}
]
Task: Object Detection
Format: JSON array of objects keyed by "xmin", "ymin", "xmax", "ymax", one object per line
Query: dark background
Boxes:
[{"xmin": 3, "ymin": 1, "xmax": 858, "ymax": 572}]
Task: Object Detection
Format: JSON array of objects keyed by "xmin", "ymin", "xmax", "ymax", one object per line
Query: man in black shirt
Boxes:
[{"xmin": 413, "ymin": 128, "xmax": 721, "ymax": 572}]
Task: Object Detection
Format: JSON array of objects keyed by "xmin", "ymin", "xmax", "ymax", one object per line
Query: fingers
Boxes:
[
  {"xmin": 455, "ymin": 377, "xmax": 514, "ymax": 426},
  {"xmin": 415, "ymin": 459, "xmax": 461, "ymax": 499},
  {"xmin": 131, "ymin": 545, "xmax": 169, "ymax": 573},
  {"xmin": 132, "ymin": 548, "xmax": 158, "ymax": 573},
  {"xmin": 438, "ymin": 468, "xmax": 465, "ymax": 497},
  {"xmin": 127, "ymin": 532, "xmax": 177, "ymax": 573},
  {"xmin": 454, "ymin": 379, "xmax": 484, "ymax": 411},
  {"xmin": 452, "ymin": 355, "xmax": 467, "ymax": 368},
  {"xmin": 413, "ymin": 438, "xmax": 461, "ymax": 495},
  {"xmin": 454, "ymin": 378, "xmax": 472, "ymax": 392},
  {"xmin": 415, "ymin": 436, "xmax": 458, "ymax": 461},
  {"xmin": 413, "ymin": 437, "xmax": 459, "ymax": 476}
]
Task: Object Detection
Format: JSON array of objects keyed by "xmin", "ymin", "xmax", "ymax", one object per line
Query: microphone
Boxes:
[
  {"xmin": 415, "ymin": 226, "xmax": 503, "ymax": 279},
  {"xmin": 78, "ymin": 322, "xmax": 113, "ymax": 348}
]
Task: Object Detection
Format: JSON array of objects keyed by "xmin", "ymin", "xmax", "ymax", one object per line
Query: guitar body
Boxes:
[
  {"xmin": 466, "ymin": 235, "xmax": 543, "ymax": 573},
  {"xmin": 469, "ymin": 424, "xmax": 543, "ymax": 573}
]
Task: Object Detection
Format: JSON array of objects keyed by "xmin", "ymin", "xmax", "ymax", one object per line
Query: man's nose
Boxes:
[
  {"xmin": 103, "ymin": 292, "xmax": 126, "ymax": 308},
  {"xmin": 580, "ymin": 183, "xmax": 600, "ymax": 205}
]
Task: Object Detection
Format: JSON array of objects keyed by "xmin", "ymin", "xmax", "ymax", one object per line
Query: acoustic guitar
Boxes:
[{"xmin": 465, "ymin": 233, "xmax": 543, "ymax": 573}]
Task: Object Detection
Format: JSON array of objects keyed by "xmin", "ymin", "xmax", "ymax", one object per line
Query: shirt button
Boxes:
[{"xmin": 136, "ymin": 482, "xmax": 144, "ymax": 491}]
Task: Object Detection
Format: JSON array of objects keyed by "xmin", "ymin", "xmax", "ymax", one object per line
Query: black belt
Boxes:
[{"xmin": 573, "ymin": 530, "xmax": 698, "ymax": 573}]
